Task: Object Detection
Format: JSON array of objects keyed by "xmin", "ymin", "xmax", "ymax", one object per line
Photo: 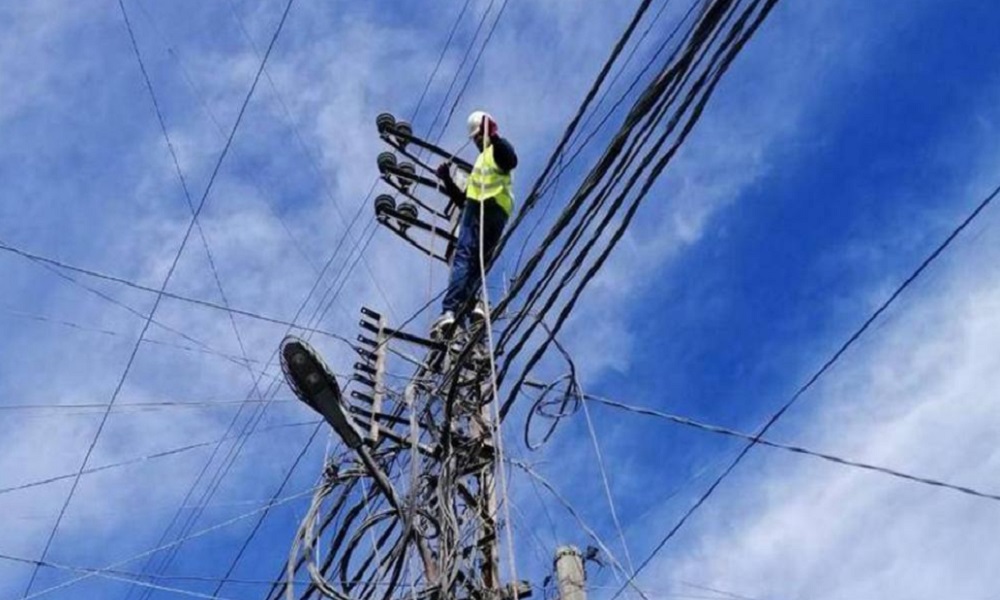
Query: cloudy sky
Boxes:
[{"xmin": 2, "ymin": 0, "xmax": 1000, "ymax": 599}]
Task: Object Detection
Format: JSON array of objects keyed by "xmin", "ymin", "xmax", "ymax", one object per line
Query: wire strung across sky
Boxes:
[
  {"xmin": 0, "ymin": 239, "xmax": 358, "ymax": 347},
  {"xmin": 584, "ymin": 394, "xmax": 1000, "ymax": 504},
  {"xmin": 0, "ymin": 419, "xmax": 319, "ymax": 498}
]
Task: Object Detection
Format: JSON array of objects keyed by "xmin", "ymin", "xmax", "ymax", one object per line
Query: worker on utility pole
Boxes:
[{"xmin": 431, "ymin": 110, "xmax": 518, "ymax": 337}]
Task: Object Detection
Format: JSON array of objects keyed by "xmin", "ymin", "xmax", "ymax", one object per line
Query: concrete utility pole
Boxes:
[{"xmin": 554, "ymin": 546, "xmax": 586, "ymax": 600}]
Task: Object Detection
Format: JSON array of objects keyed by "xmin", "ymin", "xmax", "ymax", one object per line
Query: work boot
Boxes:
[
  {"xmin": 430, "ymin": 310, "xmax": 456, "ymax": 339},
  {"xmin": 471, "ymin": 300, "xmax": 489, "ymax": 324}
]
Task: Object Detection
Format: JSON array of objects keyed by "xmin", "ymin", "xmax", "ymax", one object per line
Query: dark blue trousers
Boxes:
[{"xmin": 442, "ymin": 198, "xmax": 508, "ymax": 316}]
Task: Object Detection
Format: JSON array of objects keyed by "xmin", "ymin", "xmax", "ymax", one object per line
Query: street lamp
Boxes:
[{"xmin": 280, "ymin": 336, "xmax": 363, "ymax": 450}]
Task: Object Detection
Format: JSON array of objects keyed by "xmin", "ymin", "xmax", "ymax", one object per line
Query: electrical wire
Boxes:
[
  {"xmin": 0, "ymin": 420, "xmax": 319, "ymax": 498},
  {"xmin": 0, "ymin": 239, "xmax": 357, "ymax": 346},
  {"xmin": 586, "ymin": 393, "xmax": 1000, "ymax": 503}
]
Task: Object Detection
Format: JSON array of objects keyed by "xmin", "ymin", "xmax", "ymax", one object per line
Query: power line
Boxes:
[
  {"xmin": 586, "ymin": 394, "xmax": 1000, "ymax": 503},
  {"xmin": 490, "ymin": 0, "xmax": 657, "ymax": 261},
  {"xmin": 410, "ymin": 0, "xmax": 474, "ymax": 126},
  {"xmin": 0, "ymin": 420, "xmax": 318, "ymax": 498},
  {"xmin": 0, "ymin": 239, "xmax": 355, "ymax": 346},
  {"xmin": 13, "ymin": 251, "xmax": 262, "ymax": 374},
  {"xmin": 210, "ymin": 422, "xmax": 325, "ymax": 595},
  {"xmin": 435, "ymin": 0, "xmax": 511, "ymax": 144}
]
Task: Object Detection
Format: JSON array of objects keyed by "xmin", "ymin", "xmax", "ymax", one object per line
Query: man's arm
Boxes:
[
  {"xmin": 436, "ymin": 163, "xmax": 467, "ymax": 208},
  {"xmin": 491, "ymin": 136, "xmax": 518, "ymax": 173}
]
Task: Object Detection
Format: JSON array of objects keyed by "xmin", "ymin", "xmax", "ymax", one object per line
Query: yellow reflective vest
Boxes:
[{"xmin": 466, "ymin": 144, "xmax": 514, "ymax": 216}]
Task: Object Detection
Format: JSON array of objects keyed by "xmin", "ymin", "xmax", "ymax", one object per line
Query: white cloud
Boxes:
[{"xmin": 641, "ymin": 213, "xmax": 1000, "ymax": 598}]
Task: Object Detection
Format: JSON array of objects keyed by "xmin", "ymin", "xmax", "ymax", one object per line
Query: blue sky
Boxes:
[{"xmin": 3, "ymin": 1, "xmax": 1000, "ymax": 599}]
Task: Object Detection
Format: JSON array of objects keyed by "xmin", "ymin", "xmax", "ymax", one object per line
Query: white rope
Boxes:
[{"xmin": 476, "ymin": 147, "xmax": 520, "ymax": 591}]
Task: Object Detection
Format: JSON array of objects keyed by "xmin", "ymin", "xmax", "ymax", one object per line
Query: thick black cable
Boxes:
[
  {"xmin": 564, "ymin": 0, "xmax": 677, "ymax": 154},
  {"xmin": 489, "ymin": 0, "xmax": 656, "ymax": 260},
  {"xmin": 412, "ymin": 0, "xmax": 670, "ymax": 414},
  {"xmin": 538, "ymin": 0, "xmax": 702, "ymax": 202},
  {"xmin": 473, "ymin": 0, "xmax": 708, "ymax": 372},
  {"xmin": 497, "ymin": 0, "xmax": 752, "ymax": 413}
]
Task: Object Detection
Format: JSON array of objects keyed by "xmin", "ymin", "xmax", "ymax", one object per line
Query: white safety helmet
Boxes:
[{"xmin": 467, "ymin": 110, "xmax": 494, "ymax": 139}]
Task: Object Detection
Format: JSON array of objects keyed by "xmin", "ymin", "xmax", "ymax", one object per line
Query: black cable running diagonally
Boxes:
[
  {"xmin": 488, "ymin": 0, "xmax": 657, "ymax": 262},
  {"xmin": 495, "ymin": 0, "xmax": 759, "ymax": 416},
  {"xmin": 19, "ymin": 0, "xmax": 298, "ymax": 595}
]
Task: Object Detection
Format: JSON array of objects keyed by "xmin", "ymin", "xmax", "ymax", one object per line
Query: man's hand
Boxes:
[
  {"xmin": 436, "ymin": 161, "xmax": 452, "ymax": 182},
  {"xmin": 480, "ymin": 115, "xmax": 498, "ymax": 141}
]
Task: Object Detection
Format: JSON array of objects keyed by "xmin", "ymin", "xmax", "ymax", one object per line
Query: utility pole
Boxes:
[
  {"xmin": 273, "ymin": 113, "xmax": 529, "ymax": 600},
  {"xmin": 553, "ymin": 547, "xmax": 586, "ymax": 600}
]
